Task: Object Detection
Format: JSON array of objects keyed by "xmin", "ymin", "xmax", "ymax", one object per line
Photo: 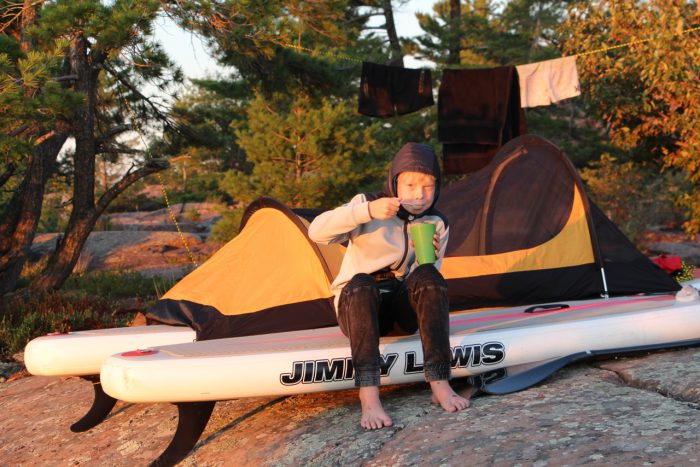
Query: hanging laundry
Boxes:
[
  {"xmin": 516, "ymin": 56, "xmax": 581, "ymax": 108},
  {"xmin": 438, "ymin": 66, "xmax": 527, "ymax": 174},
  {"xmin": 357, "ymin": 61, "xmax": 434, "ymax": 118},
  {"xmin": 441, "ymin": 143, "xmax": 500, "ymax": 175}
]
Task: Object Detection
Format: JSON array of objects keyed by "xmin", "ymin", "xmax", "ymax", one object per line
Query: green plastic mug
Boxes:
[{"xmin": 410, "ymin": 223, "xmax": 437, "ymax": 265}]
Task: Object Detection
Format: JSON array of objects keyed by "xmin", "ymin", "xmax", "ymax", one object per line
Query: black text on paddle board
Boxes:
[
  {"xmin": 405, "ymin": 341, "xmax": 505, "ymax": 374},
  {"xmin": 279, "ymin": 342, "xmax": 505, "ymax": 385},
  {"xmin": 280, "ymin": 354, "xmax": 398, "ymax": 386}
]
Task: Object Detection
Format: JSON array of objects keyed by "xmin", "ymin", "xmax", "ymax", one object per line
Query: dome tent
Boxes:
[
  {"xmin": 437, "ymin": 134, "xmax": 679, "ymax": 309},
  {"xmin": 146, "ymin": 197, "xmax": 341, "ymax": 340}
]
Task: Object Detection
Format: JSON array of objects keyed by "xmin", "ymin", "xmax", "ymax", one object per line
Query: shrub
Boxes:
[
  {"xmin": 208, "ymin": 208, "xmax": 245, "ymax": 243},
  {"xmin": 2, "ymin": 270, "xmax": 178, "ymax": 359},
  {"xmin": 677, "ymin": 261, "xmax": 696, "ymax": 283},
  {"xmin": 106, "ymin": 192, "xmax": 166, "ymax": 213},
  {"xmin": 0, "ymin": 291, "xmax": 130, "ymax": 358},
  {"xmin": 580, "ymin": 154, "xmax": 682, "ymax": 246},
  {"xmin": 62, "ymin": 270, "xmax": 173, "ymax": 300}
]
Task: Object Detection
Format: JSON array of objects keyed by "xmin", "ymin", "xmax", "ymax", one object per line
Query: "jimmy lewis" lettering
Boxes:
[
  {"xmin": 279, "ymin": 342, "xmax": 505, "ymax": 386},
  {"xmin": 405, "ymin": 341, "xmax": 505, "ymax": 374},
  {"xmin": 280, "ymin": 353, "xmax": 398, "ymax": 386}
]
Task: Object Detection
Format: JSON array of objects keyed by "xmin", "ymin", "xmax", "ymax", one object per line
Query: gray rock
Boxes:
[
  {"xmin": 2, "ymin": 348, "xmax": 700, "ymax": 465},
  {"xmin": 650, "ymin": 242, "xmax": 700, "ymax": 265},
  {"xmin": 30, "ymin": 230, "xmax": 208, "ymax": 276},
  {"xmin": 0, "ymin": 362, "xmax": 22, "ymax": 380}
]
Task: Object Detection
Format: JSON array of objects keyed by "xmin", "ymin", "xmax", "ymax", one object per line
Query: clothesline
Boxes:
[
  {"xmin": 574, "ymin": 24, "xmax": 700, "ymax": 57},
  {"xmin": 271, "ymin": 23, "xmax": 700, "ymax": 66},
  {"xmin": 268, "ymin": 23, "xmax": 699, "ymax": 176},
  {"xmin": 267, "ymin": 38, "xmax": 362, "ymax": 64}
]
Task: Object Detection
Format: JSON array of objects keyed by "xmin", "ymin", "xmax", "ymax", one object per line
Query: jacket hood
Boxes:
[{"xmin": 385, "ymin": 142, "xmax": 441, "ymax": 220}]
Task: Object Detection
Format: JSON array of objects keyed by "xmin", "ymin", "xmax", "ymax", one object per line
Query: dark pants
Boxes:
[{"xmin": 337, "ymin": 264, "xmax": 452, "ymax": 387}]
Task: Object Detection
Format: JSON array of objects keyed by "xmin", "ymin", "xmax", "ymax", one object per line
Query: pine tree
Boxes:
[
  {"xmin": 164, "ymin": 0, "xmax": 415, "ymax": 238},
  {"xmin": 1, "ymin": 0, "xmax": 183, "ymax": 293},
  {"xmin": 0, "ymin": 0, "xmax": 77, "ymax": 294},
  {"xmin": 411, "ymin": 0, "xmax": 496, "ymax": 66},
  {"xmin": 223, "ymin": 91, "xmax": 385, "ymax": 209}
]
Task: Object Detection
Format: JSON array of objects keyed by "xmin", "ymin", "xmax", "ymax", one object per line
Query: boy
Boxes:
[{"xmin": 308, "ymin": 142, "xmax": 469, "ymax": 429}]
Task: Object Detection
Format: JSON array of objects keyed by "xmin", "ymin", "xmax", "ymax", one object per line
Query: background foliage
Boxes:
[{"xmin": 1, "ymin": 0, "xmax": 697, "ymax": 295}]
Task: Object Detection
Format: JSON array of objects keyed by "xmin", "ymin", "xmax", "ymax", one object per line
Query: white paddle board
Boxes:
[
  {"xmin": 24, "ymin": 325, "xmax": 195, "ymax": 376},
  {"xmin": 101, "ymin": 290, "xmax": 700, "ymax": 403}
]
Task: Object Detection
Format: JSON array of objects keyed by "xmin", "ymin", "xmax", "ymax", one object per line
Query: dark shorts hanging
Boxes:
[
  {"xmin": 438, "ymin": 66, "xmax": 527, "ymax": 175},
  {"xmin": 358, "ymin": 61, "xmax": 434, "ymax": 118},
  {"xmin": 442, "ymin": 143, "xmax": 499, "ymax": 175}
]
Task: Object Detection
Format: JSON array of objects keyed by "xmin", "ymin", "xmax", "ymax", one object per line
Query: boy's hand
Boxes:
[
  {"xmin": 408, "ymin": 233, "xmax": 442, "ymax": 260},
  {"xmin": 433, "ymin": 233, "xmax": 441, "ymax": 259},
  {"xmin": 369, "ymin": 197, "xmax": 400, "ymax": 220}
]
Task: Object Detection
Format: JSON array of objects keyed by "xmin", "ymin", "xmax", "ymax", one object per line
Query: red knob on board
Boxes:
[{"xmin": 121, "ymin": 348, "xmax": 158, "ymax": 357}]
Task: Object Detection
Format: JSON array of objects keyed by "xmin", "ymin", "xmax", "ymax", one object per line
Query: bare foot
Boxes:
[
  {"xmin": 358, "ymin": 386, "xmax": 393, "ymax": 429},
  {"xmin": 430, "ymin": 380, "xmax": 471, "ymax": 412}
]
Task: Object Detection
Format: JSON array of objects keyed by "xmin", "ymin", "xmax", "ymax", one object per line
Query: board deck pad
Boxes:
[
  {"xmin": 157, "ymin": 296, "xmax": 670, "ymax": 358},
  {"xmin": 101, "ymin": 293, "xmax": 700, "ymax": 403}
]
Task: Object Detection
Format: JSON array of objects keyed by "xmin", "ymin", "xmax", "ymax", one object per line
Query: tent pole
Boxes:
[{"xmin": 600, "ymin": 267, "xmax": 610, "ymax": 299}]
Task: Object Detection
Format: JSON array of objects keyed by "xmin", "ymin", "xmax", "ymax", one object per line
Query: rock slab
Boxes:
[{"xmin": 2, "ymin": 347, "xmax": 699, "ymax": 466}]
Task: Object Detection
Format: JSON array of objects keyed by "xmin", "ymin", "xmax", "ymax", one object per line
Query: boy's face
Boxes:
[{"xmin": 396, "ymin": 171, "xmax": 436, "ymax": 215}]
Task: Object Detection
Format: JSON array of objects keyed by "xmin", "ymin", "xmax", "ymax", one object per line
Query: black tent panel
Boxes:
[
  {"xmin": 148, "ymin": 298, "xmax": 337, "ymax": 341},
  {"xmin": 446, "ymin": 264, "xmax": 602, "ymax": 310},
  {"xmin": 589, "ymin": 203, "xmax": 679, "ymax": 294}
]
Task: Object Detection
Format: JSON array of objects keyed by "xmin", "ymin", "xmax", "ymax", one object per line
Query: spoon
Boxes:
[{"xmin": 401, "ymin": 200, "xmax": 425, "ymax": 209}]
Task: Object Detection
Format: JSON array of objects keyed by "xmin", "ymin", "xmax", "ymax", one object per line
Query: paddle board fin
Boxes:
[
  {"xmin": 150, "ymin": 401, "xmax": 216, "ymax": 467},
  {"xmin": 478, "ymin": 338, "xmax": 700, "ymax": 395},
  {"xmin": 70, "ymin": 376, "xmax": 118, "ymax": 432}
]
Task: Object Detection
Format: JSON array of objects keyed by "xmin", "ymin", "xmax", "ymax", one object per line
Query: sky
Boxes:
[{"xmin": 153, "ymin": 0, "xmax": 438, "ymax": 81}]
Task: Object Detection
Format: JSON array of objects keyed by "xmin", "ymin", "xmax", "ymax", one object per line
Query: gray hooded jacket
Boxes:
[{"xmin": 308, "ymin": 143, "xmax": 449, "ymax": 312}]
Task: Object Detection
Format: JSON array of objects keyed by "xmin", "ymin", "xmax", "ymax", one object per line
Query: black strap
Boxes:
[{"xmin": 524, "ymin": 304, "xmax": 570, "ymax": 313}]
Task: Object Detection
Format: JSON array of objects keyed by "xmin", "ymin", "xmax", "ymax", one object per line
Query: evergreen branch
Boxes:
[
  {"xmin": 53, "ymin": 74, "xmax": 78, "ymax": 82},
  {"xmin": 0, "ymin": 162, "xmax": 16, "ymax": 189},
  {"xmin": 6, "ymin": 124, "xmax": 29, "ymax": 137},
  {"xmin": 97, "ymin": 142, "xmax": 144, "ymax": 156},
  {"xmin": 261, "ymin": 101, "xmax": 279, "ymax": 115},
  {"xmin": 34, "ymin": 130, "xmax": 57, "ymax": 146},
  {"xmin": 346, "ymin": 12, "xmax": 382, "ymax": 23},
  {"xmin": 269, "ymin": 129, "xmax": 293, "ymax": 144},
  {"xmin": 6, "ymin": 71, "xmax": 74, "ymax": 88},
  {"xmin": 267, "ymin": 156, "xmax": 294, "ymax": 163},
  {"xmin": 96, "ymin": 123, "xmax": 133, "ymax": 143},
  {"xmin": 0, "ymin": 0, "xmax": 46, "ymax": 34},
  {"xmin": 102, "ymin": 62, "xmax": 178, "ymax": 133},
  {"xmin": 284, "ymin": 5, "xmax": 333, "ymax": 40},
  {"xmin": 95, "ymin": 158, "xmax": 169, "ymax": 215}
]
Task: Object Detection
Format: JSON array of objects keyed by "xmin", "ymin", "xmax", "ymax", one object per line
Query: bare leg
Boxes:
[
  {"xmin": 358, "ymin": 386, "xmax": 393, "ymax": 429},
  {"xmin": 430, "ymin": 380, "xmax": 470, "ymax": 412}
]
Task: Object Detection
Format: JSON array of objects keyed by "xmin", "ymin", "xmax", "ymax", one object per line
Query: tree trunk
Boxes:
[
  {"xmin": 448, "ymin": 0, "xmax": 462, "ymax": 65},
  {"xmin": 29, "ymin": 32, "xmax": 97, "ymax": 290},
  {"xmin": 0, "ymin": 162, "xmax": 16, "ymax": 191},
  {"xmin": 31, "ymin": 158, "xmax": 169, "ymax": 291},
  {"xmin": 528, "ymin": 4, "xmax": 543, "ymax": 61},
  {"xmin": 0, "ymin": 0, "xmax": 72, "ymax": 296},
  {"xmin": 382, "ymin": 0, "xmax": 404, "ymax": 66},
  {"xmin": 0, "ymin": 133, "xmax": 67, "ymax": 295}
]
